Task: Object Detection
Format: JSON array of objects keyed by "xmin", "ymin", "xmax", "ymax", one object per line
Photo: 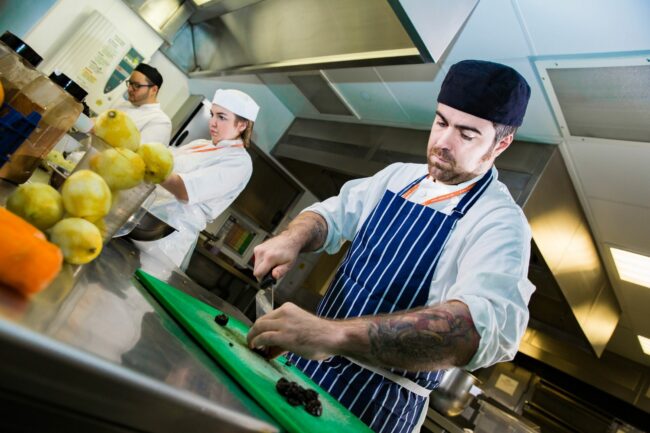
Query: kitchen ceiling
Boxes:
[{"xmin": 257, "ymin": 0, "xmax": 650, "ymax": 370}]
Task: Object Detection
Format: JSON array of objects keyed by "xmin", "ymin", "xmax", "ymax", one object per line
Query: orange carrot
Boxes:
[{"xmin": 0, "ymin": 207, "xmax": 63, "ymax": 295}]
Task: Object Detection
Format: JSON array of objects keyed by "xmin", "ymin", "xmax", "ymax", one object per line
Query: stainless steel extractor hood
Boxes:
[
  {"xmin": 272, "ymin": 118, "xmax": 622, "ymax": 358},
  {"xmin": 157, "ymin": 0, "xmax": 477, "ymax": 76}
]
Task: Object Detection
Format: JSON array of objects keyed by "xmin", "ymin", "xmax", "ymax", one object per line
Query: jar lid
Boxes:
[
  {"xmin": 0, "ymin": 31, "xmax": 42, "ymax": 67},
  {"xmin": 49, "ymin": 71, "xmax": 88, "ymax": 102}
]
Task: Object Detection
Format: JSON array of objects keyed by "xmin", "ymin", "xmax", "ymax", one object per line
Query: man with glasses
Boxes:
[{"xmin": 112, "ymin": 63, "xmax": 172, "ymax": 145}]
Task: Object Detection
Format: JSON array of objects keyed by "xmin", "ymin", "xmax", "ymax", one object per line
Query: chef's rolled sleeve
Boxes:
[{"xmin": 445, "ymin": 206, "xmax": 535, "ymax": 371}]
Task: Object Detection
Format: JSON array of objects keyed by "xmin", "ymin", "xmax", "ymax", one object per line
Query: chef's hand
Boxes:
[
  {"xmin": 253, "ymin": 211, "xmax": 329, "ymax": 281},
  {"xmin": 247, "ymin": 302, "xmax": 339, "ymax": 361},
  {"xmin": 160, "ymin": 173, "xmax": 189, "ymax": 202},
  {"xmin": 252, "ymin": 233, "xmax": 301, "ymax": 281}
]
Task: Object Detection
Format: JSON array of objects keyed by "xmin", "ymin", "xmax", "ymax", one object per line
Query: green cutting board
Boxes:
[{"xmin": 135, "ymin": 269, "xmax": 373, "ymax": 433}]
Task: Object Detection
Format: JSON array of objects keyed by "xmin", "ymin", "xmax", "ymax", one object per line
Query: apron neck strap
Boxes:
[
  {"xmin": 451, "ymin": 168, "xmax": 494, "ymax": 217},
  {"xmin": 397, "ymin": 174, "xmax": 428, "ymax": 196}
]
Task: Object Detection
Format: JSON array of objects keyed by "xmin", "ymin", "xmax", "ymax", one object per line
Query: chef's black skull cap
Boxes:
[
  {"xmin": 134, "ymin": 63, "xmax": 163, "ymax": 88},
  {"xmin": 437, "ymin": 60, "xmax": 531, "ymax": 127}
]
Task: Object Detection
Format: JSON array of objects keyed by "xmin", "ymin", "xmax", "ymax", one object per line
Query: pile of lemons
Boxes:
[{"xmin": 6, "ymin": 110, "xmax": 173, "ymax": 264}]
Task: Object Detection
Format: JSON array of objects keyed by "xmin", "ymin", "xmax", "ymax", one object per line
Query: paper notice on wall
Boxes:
[
  {"xmin": 38, "ymin": 11, "xmax": 143, "ymax": 115},
  {"xmin": 494, "ymin": 373, "xmax": 519, "ymax": 396},
  {"xmin": 78, "ymin": 34, "xmax": 128, "ymax": 87}
]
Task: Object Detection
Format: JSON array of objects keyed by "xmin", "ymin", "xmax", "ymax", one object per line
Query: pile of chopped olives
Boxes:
[{"xmin": 275, "ymin": 377, "xmax": 322, "ymax": 416}]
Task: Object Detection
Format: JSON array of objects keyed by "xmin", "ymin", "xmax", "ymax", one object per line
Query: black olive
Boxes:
[
  {"xmin": 214, "ymin": 314, "xmax": 228, "ymax": 326},
  {"xmin": 276, "ymin": 378, "xmax": 291, "ymax": 396},
  {"xmin": 287, "ymin": 396, "xmax": 302, "ymax": 406},
  {"xmin": 302, "ymin": 389, "xmax": 319, "ymax": 403},
  {"xmin": 305, "ymin": 399, "xmax": 322, "ymax": 417},
  {"xmin": 275, "ymin": 376, "xmax": 322, "ymax": 415}
]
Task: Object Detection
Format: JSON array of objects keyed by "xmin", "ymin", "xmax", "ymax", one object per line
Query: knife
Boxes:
[{"xmin": 259, "ymin": 272, "xmax": 276, "ymax": 311}]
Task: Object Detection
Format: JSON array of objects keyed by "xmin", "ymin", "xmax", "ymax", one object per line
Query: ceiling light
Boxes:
[
  {"xmin": 638, "ymin": 335, "xmax": 650, "ymax": 355},
  {"xmin": 193, "ymin": 0, "xmax": 213, "ymax": 6},
  {"xmin": 610, "ymin": 247, "xmax": 650, "ymax": 289}
]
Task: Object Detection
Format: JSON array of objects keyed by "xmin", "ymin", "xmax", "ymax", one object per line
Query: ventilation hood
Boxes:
[
  {"xmin": 159, "ymin": 0, "xmax": 478, "ymax": 76},
  {"xmin": 273, "ymin": 118, "xmax": 621, "ymax": 358}
]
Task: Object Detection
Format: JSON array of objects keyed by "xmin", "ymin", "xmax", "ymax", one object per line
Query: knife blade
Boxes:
[{"xmin": 259, "ymin": 273, "xmax": 276, "ymax": 311}]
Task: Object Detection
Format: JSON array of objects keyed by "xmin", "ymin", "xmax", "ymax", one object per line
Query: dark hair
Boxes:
[
  {"xmin": 134, "ymin": 63, "xmax": 163, "ymax": 88},
  {"xmin": 235, "ymin": 114, "xmax": 254, "ymax": 147},
  {"xmin": 493, "ymin": 123, "xmax": 517, "ymax": 144}
]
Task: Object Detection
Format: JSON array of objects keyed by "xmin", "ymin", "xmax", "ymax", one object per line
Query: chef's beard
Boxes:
[{"xmin": 427, "ymin": 143, "xmax": 496, "ymax": 185}]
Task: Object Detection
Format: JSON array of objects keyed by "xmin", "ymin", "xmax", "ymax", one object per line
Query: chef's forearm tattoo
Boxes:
[{"xmin": 367, "ymin": 303, "xmax": 480, "ymax": 370}]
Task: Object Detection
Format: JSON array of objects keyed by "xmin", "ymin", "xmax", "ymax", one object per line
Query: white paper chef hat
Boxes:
[{"xmin": 212, "ymin": 89, "xmax": 260, "ymax": 122}]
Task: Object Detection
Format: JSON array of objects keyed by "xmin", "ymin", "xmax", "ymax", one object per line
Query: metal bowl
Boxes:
[
  {"xmin": 430, "ymin": 368, "xmax": 481, "ymax": 417},
  {"xmin": 126, "ymin": 211, "xmax": 176, "ymax": 241}
]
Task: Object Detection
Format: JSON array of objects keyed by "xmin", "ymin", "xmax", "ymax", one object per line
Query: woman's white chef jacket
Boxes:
[
  {"xmin": 304, "ymin": 162, "xmax": 535, "ymax": 371},
  {"xmin": 113, "ymin": 101, "xmax": 172, "ymax": 145},
  {"xmin": 141, "ymin": 138, "xmax": 253, "ymax": 269}
]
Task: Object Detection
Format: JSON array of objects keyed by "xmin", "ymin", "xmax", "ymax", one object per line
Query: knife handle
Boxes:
[{"xmin": 260, "ymin": 273, "xmax": 276, "ymax": 289}]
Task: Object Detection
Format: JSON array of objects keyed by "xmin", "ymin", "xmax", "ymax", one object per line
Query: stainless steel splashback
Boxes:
[{"xmin": 506, "ymin": 142, "xmax": 621, "ymax": 358}]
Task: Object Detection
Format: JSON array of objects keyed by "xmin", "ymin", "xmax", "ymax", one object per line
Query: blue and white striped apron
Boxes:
[{"xmin": 288, "ymin": 169, "xmax": 493, "ymax": 433}]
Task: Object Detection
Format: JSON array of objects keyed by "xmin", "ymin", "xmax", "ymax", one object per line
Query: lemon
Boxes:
[
  {"xmin": 61, "ymin": 170, "xmax": 112, "ymax": 220},
  {"xmin": 137, "ymin": 142, "xmax": 174, "ymax": 184},
  {"xmin": 90, "ymin": 148, "xmax": 145, "ymax": 190},
  {"xmin": 45, "ymin": 150, "xmax": 76, "ymax": 172},
  {"xmin": 94, "ymin": 109, "xmax": 140, "ymax": 151},
  {"xmin": 50, "ymin": 218, "xmax": 103, "ymax": 265},
  {"xmin": 6, "ymin": 183, "xmax": 64, "ymax": 230}
]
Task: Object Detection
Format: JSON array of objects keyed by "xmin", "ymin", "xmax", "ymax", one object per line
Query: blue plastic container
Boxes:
[{"xmin": 0, "ymin": 103, "xmax": 41, "ymax": 168}]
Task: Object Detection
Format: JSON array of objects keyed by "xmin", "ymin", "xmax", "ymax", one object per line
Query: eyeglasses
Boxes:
[{"xmin": 126, "ymin": 80, "xmax": 154, "ymax": 90}]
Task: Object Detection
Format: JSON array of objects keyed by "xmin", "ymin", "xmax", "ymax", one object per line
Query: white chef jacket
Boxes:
[
  {"xmin": 137, "ymin": 138, "xmax": 253, "ymax": 269},
  {"xmin": 304, "ymin": 163, "xmax": 535, "ymax": 371},
  {"xmin": 113, "ymin": 101, "xmax": 172, "ymax": 145}
]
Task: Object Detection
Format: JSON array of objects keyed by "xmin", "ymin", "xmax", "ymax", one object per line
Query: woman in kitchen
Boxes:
[{"xmin": 136, "ymin": 89, "xmax": 260, "ymax": 270}]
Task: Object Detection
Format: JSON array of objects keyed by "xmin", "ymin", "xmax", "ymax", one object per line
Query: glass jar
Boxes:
[
  {"xmin": 0, "ymin": 71, "xmax": 86, "ymax": 183},
  {"xmin": 0, "ymin": 31, "xmax": 42, "ymax": 104}
]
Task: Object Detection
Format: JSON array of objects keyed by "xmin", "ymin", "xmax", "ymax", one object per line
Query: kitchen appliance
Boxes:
[
  {"xmin": 205, "ymin": 209, "xmax": 268, "ymax": 269},
  {"xmin": 474, "ymin": 400, "xmax": 540, "ymax": 433},
  {"xmin": 423, "ymin": 407, "xmax": 468, "ymax": 433},
  {"xmin": 430, "ymin": 368, "xmax": 482, "ymax": 417},
  {"xmin": 169, "ymin": 97, "xmax": 212, "ymax": 148},
  {"xmin": 136, "ymin": 269, "xmax": 373, "ymax": 433}
]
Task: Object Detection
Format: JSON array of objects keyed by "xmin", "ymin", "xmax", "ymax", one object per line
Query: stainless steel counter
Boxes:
[{"xmin": 0, "ymin": 181, "xmax": 279, "ymax": 433}]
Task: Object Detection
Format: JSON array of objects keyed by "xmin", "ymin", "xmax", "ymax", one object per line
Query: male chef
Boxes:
[
  {"xmin": 248, "ymin": 60, "xmax": 535, "ymax": 433},
  {"xmin": 112, "ymin": 63, "xmax": 172, "ymax": 145}
]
